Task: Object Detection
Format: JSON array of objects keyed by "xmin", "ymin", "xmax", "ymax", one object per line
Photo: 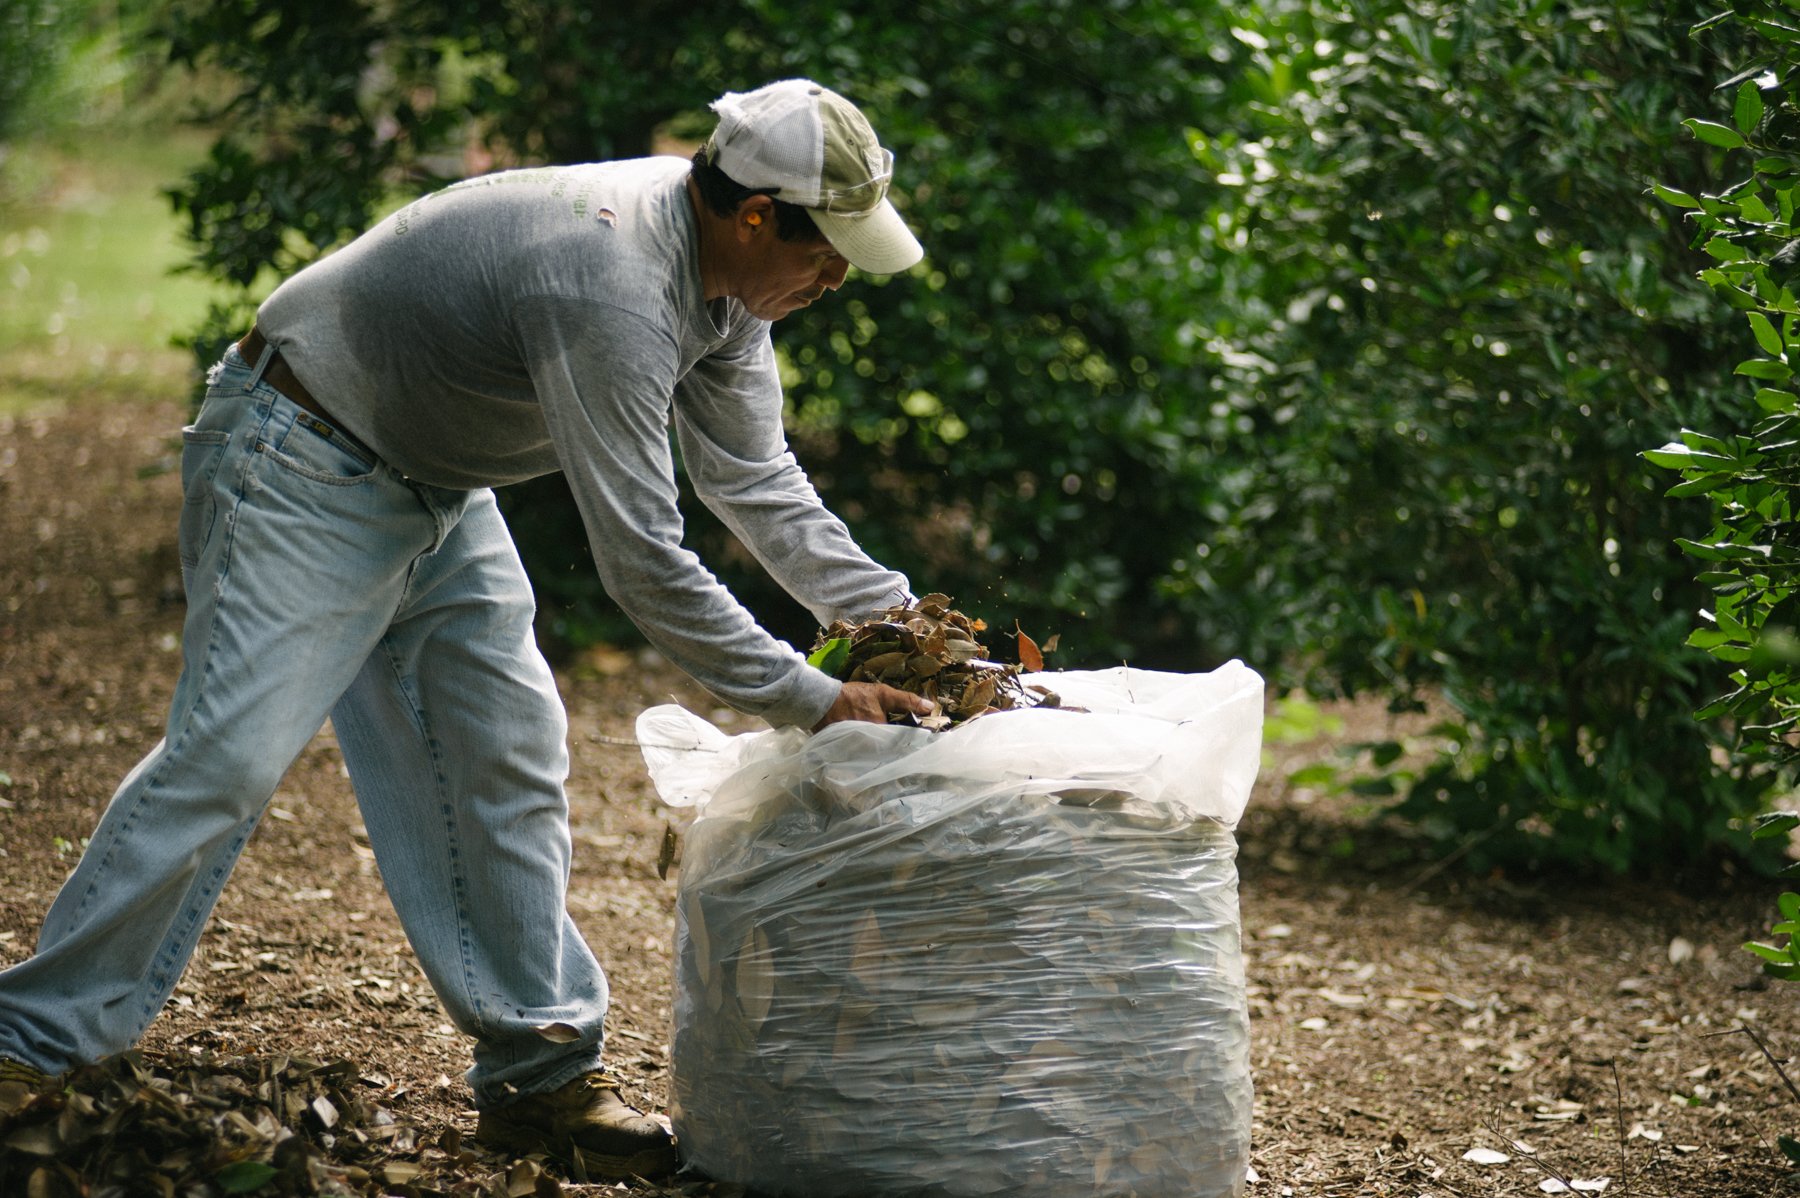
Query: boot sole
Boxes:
[{"xmin": 475, "ymin": 1123, "xmax": 680, "ymax": 1180}]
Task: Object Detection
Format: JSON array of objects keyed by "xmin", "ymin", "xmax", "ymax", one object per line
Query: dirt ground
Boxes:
[{"xmin": 3, "ymin": 392, "xmax": 1799, "ymax": 1197}]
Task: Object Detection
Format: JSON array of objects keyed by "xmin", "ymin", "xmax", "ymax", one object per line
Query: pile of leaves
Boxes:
[
  {"xmin": 807, "ymin": 595, "xmax": 1062, "ymax": 730},
  {"xmin": 0, "ymin": 1050, "xmax": 704, "ymax": 1198}
]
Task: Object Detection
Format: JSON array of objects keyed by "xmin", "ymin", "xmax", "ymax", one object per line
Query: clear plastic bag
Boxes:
[{"xmin": 638, "ymin": 662, "xmax": 1263, "ymax": 1198}]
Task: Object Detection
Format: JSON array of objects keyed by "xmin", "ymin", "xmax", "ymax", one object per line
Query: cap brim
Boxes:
[{"xmin": 811, "ymin": 199, "xmax": 924, "ymax": 275}]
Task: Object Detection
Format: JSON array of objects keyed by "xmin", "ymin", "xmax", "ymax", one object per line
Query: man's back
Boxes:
[{"xmin": 258, "ymin": 156, "xmax": 729, "ymax": 488}]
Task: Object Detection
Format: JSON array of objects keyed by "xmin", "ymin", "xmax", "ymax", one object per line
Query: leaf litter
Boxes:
[
  {"xmin": 9, "ymin": 401, "xmax": 1800, "ymax": 1197},
  {"xmin": 807, "ymin": 594, "xmax": 1068, "ymax": 730},
  {"xmin": 0, "ymin": 1049, "xmax": 704, "ymax": 1197}
]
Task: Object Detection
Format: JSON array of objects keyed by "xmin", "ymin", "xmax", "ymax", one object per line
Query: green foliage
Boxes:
[
  {"xmin": 1186, "ymin": 0, "xmax": 1763, "ymax": 872},
  {"xmin": 1743, "ymin": 888, "xmax": 1800, "ymax": 980},
  {"xmin": 1645, "ymin": 3, "xmax": 1800, "ymax": 1004},
  {"xmin": 152, "ymin": 0, "xmax": 1779, "ymax": 872},
  {"xmin": 1744, "ymin": 812, "xmax": 1800, "ymax": 980},
  {"xmin": 0, "ymin": 2, "xmax": 185, "ymax": 154},
  {"xmin": 1647, "ymin": 9, "xmax": 1800, "ymax": 766},
  {"xmin": 0, "ymin": 0, "xmax": 83, "ymax": 143}
]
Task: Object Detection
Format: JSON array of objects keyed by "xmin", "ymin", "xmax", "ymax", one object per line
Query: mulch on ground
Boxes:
[{"xmin": 1, "ymin": 394, "xmax": 1796, "ymax": 1196}]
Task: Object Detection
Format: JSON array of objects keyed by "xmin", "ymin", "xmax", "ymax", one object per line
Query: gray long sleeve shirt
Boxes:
[{"xmin": 256, "ymin": 156, "xmax": 908, "ymax": 728}]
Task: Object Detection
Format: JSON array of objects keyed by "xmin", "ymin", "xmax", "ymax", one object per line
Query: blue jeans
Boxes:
[{"xmin": 0, "ymin": 348, "xmax": 608, "ymax": 1105}]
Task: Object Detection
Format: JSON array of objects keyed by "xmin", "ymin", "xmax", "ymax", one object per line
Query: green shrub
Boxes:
[
  {"xmin": 1171, "ymin": 1, "xmax": 1770, "ymax": 872},
  {"xmin": 1643, "ymin": 2, "xmax": 1800, "ymax": 994}
]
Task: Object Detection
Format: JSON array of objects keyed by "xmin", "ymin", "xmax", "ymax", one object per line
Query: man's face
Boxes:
[{"xmin": 739, "ymin": 230, "xmax": 852, "ymax": 322}]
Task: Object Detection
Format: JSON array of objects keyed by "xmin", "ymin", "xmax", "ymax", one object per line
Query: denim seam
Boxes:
[
  {"xmin": 254, "ymin": 438, "xmax": 380, "ymax": 487},
  {"xmin": 240, "ymin": 369, "xmax": 379, "ymax": 474},
  {"xmin": 374, "ymin": 634, "xmax": 487, "ymax": 1037},
  {"xmin": 68, "ymin": 397, "xmax": 271, "ymax": 1029},
  {"xmin": 141, "ymin": 399, "xmax": 274, "ymax": 1023}
]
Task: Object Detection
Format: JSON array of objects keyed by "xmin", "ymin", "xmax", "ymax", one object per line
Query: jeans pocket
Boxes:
[
  {"xmin": 178, "ymin": 427, "xmax": 232, "ymax": 586},
  {"xmin": 257, "ymin": 413, "xmax": 379, "ymax": 486}
]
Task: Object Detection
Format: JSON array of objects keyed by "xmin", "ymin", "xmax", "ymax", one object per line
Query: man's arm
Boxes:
[
  {"xmin": 520, "ymin": 297, "xmax": 845, "ymax": 729},
  {"xmin": 672, "ymin": 335, "xmax": 912, "ymax": 627}
]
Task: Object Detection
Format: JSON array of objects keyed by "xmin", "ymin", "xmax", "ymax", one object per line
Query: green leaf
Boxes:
[
  {"xmin": 1665, "ymin": 472, "xmax": 1736, "ymax": 498},
  {"xmin": 1736, "ymin": 358, "xmax": 1793, "ymax": 381},
  {"xmin": 1736, "ymin": 79, "xmax": 1767, "ymax": 135},
  {"xmin": 1685, "ymin": 118, "xmax": 1747, "ymax": 149},
  {"xmin": 1750, "ymin": 16, "xmax": 1800, "ymax": 46},
  {"xmin": 1678, "ymin": 428, "xmax": 1736, "ymax": 455},
  {"xmin": 806, "ymin": 637, "xmax": 852, "ymax": 678},
  {"xmin": 1651, "ymin": 181, "xmax": 1702, "ymax": 209},
  {"xmin": 215, "ymin": 1162, "xmax": 280, "ymax": 1194},
  {"xmin": 1676, "ymin": 538, "xmax": 1772, "ymax": 562},
  {"xmin": 1740, "ymin": 193, "xmax": 1777, "ymax": 223},
  {"xmin": 1781, "ymin": 891, "xmax": 1800, "ymax": 923},
  {"xmin": 1750, "ymin": 311, "xmax": 1785, "ymax": 355},
  {"xmin": 1643, "ymin": 442, "xmax": 1736, "ymax": 469},
  {"xmin": 1754, "ymin": 387, "xmax": 1799, "ymax": 412},
  {"xmin": 1287, "ymin": 763, "xmax": 1340, "ymax": 788},
  {"xmin": 1695, "ymin": 690, "xmax": 1748, "ymax": 720},
  {"xmin": 1780, "ymin": 1135, "xmax": 1800, "ymax": 1166},
  {"xmin": 1676, "ymin": 538, "xmax": 1729, "ymax": 562},
  {"xmin": 1744, "ymin": 939, "xmax": 1797, "ymax": 965},
  {"xmin": 1752, "ymin": 811, "xmax": 1800, "ymax": 839},
  {"xmin": 1706, "ymin": 236, "xmax": 1750, "ymax": 262}
]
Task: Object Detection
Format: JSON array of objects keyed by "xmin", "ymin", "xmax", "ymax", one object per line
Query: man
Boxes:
[{"xmin": 0, "ymin": 79, "xmax": 930, "ymax": 1178}]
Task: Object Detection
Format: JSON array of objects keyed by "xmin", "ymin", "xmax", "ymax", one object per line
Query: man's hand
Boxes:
[{"xmin": 812, "ymin": 681, "xmax": 933, "ymax": 732}]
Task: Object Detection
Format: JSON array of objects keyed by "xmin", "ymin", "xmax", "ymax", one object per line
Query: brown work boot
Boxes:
[{"xmin": 475, "ymin": 1071, "xmax": 678, "ymax": 1179}]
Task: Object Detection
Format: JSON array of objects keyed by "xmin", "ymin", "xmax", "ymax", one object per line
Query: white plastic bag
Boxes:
[{"xmin": 638, "ymin": 662, "xmax": 1263, "ymax": 1198}]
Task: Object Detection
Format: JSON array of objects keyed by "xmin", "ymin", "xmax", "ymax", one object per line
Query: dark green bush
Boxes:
[
  {"xmin": 1174, "ymin": 0, "xmax": 1769, "ymax": 872},
  {"xmin": 1643, "ymin": 1, "xmax": 1800, "ymax": 983}
]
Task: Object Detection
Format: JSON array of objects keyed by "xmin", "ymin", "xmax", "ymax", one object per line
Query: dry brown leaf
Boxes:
[
  {"xmin": 1016, "ymin": 626, "xmax": 1045, "ymax": 673},
  {"xmin": 810, "ymin": 598, "xmax": 1077, "ymax": 731}
]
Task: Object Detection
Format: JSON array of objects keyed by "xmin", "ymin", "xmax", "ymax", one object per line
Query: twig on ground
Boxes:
[
  {"xmin": 1611, "ymin": 1058, "xmax": 1631, "ymax": 1194},
  {"xmin": 1704, "ymin": 1025, "xmax": 1800, "ymax": 1104},
  {"xmin": 1396, "ymin": 823, "xmax": 1500, "ymax": 896},
  {"xmin": 1481, "ymin": 1116, "xmax": 1579, "ymax": 1191}
]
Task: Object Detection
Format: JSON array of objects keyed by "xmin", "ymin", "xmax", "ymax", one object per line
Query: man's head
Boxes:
[{"xmin": 693, "ymin": 79, "xmax": 923, "ymax": 277}]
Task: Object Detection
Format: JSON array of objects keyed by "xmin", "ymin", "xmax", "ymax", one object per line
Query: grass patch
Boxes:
[{"xmin": 0, "ymin": 126, "xmax": 230, "ymax": 412}]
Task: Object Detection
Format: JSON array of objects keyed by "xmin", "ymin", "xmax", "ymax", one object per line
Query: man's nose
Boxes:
[{"xmin": 821, "ymin": 258, "xmax": 850, "ymax": 290}]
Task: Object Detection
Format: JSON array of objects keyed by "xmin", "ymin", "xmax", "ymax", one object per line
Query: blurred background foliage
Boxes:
[
  {"xmin": 0, "ymin": 2, "xmax": 233, "ymax": 404},
  {"xmin": 8, "ymin": 0, "xmax": 1797, "ymax": 876}
]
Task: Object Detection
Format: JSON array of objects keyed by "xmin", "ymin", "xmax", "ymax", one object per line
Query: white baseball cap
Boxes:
[{"xmin": 702, "ymin": 79, "xmax": 924, "ymax": 275}]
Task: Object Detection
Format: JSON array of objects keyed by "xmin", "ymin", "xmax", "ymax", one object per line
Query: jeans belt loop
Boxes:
[{"xmin": 242, "ymin": 329, "xmax": 277, "ymax": 391}]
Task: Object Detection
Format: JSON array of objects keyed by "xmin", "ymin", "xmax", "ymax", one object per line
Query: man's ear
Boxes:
[{"xmin": 737, "ymin": 196, "xmax": 775, "ymax": 240}]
